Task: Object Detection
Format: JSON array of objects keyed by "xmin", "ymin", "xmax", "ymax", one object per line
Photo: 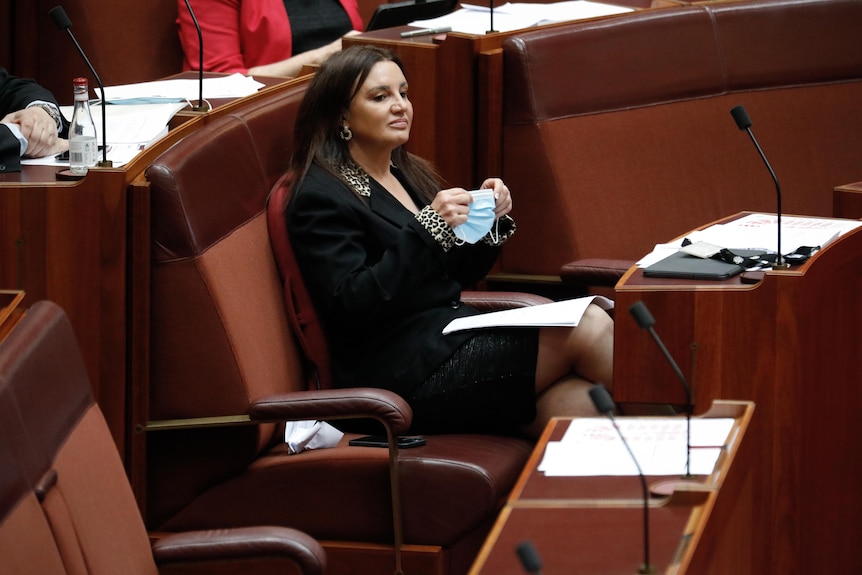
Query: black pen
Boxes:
[{"xmin": 400, "ymin": 26, "xmax": 452, "ymax": 38}]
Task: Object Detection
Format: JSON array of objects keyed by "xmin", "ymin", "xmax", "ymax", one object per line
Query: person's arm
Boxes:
[
  {"xmin": 288, "ymin": 174, "xmax": 457, "ymax": 325},
  {"xmin": 177, "ymin": 0, "xmax": 250, "ymax": 73},
  {"xmin": 0, "ymin": 125, "xmax": 24, "ymax": 172},
  {"xmin": 2, "ymin": 106, "xmax": 67, "ymax": 158},
  {"xmin": 0, "ymin": 68, "xmax": 68, "ymax": 163},
  {"xmin": 247, "ymin": 31, "xmax": 360, "ymax": 78}
]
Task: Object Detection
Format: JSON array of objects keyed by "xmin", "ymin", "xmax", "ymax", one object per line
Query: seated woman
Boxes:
[
  {"xmin": 177, "ymin": 0, "xmax": 364, "ymax": 77},
  {"xmin": 284, "ymin": 45, "xmax": 614, "ymax": 438}
]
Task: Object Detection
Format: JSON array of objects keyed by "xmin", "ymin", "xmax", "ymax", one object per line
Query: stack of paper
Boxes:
[
  {"xmin": 637, "ymin": 213, "xmax": 862, "ymax": 268},
  {"xmin": 410, "ymin": 1, "xmax": 633, "ymax": 35},
  {"xmin": 538, "ymin": 417, "xmax": 734, "ymax": 477}
]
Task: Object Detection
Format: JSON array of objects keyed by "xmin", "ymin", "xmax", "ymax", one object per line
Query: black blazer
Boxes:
[
  {"xmin": 0, "ymin": 67, "xmax": 65, "ymax": 172},
  {"xmin": 286, "ymin": 163, "xmax": 504, "ymax": 396}
]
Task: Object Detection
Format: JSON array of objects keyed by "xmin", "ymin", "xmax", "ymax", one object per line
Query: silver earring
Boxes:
[{"xmin": 339, "ymin": 125, "xmax": 353, "ymax": 141}]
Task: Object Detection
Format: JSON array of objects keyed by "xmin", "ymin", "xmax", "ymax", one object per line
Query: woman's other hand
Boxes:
[
  {"xmin": 480, "ymin": 177, "xmax": 512, "ymax": 219},
  {"xmin": 431, "ymin": 187, "xmax": 472, "ymax": 228}
]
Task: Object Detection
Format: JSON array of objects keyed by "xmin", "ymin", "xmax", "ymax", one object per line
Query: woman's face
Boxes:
[{"xmin": 344, "ymin": 60, "xmax": 412, "ymax": 155}]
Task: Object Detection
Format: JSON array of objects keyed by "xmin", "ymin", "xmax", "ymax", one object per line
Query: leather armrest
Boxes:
[
  {"xmin": 152, "ymin": 525, "xmax": 326, "ymax": 575},
  {"xmin": 248, "ymin": 388, "xmax": 413, "ymax": 436},
  {"xmin": 559, "ymin": 258, "xmax": 635, "ymax": 287},
  {"xmin": 461, "ymin": 290, "xmax": 553, "ymax": 311}
]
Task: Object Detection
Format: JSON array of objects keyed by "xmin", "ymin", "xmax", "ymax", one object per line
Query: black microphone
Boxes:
[
  {"xmin": 182, "ymin": 0, "xmax": 208, "ymax": 112},
  {"xmin": 730, "ymin": 104, "xmax": 788, "ymax": 269},
  {"xmin": 487, "ymin": 0, "xmax": 497, "ymax": 33},
  {"xmin": 515, "ymin": 540, "xmax": 544, "ymax": 575},
  {"xmin": 49, "ymin": 5, "xmax": 111, "ymax": 167},
  {"xmin": 629, "ymin": 301, "xmax": 694, "ymax": 480},
  {"xmin": 589, "ymin": 383, "xmax": 656, "ymax": 575}
]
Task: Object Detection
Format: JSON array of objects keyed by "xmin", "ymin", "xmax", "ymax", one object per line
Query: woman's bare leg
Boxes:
[
  {"xmin": 535, "ymin": 303, "xmax": 614, "ymax": 393},
  {"xmin": 521, "ymin": 304, "xmax": 614, "ymax": 438}
]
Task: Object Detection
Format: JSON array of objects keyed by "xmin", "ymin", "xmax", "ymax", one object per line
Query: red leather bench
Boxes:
[{"xmin": 498, "ymin": 0, "xmax": 862, "ymax": 290}]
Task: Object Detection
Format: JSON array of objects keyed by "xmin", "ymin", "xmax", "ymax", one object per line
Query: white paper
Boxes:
[
  {"xmin": 442, "ymin": 295, "xmax": 614, "ymax": 334},
  {"xmin": 636, "ymin": 213, "xmax": 862, "ymax": 267},
  {"xmin": 21, "ymin": 103, "xmax": 184, "ymax": 168},
  {"xmin": 99, "ymin": 73, "xmax": 265, "ymax": 103},
  {"xmin": 410, "ymin": 1, "xmax": 632, "ymax": 35},
  {"xmin": 538, "ymin": 417, "xmax": 734, "ymax": 477}
]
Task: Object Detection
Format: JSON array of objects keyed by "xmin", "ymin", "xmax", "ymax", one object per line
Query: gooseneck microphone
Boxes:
[
  {"xmin": 515, "ymin": 540, "xmax": 544, "ymax": 575},
  {"xmin": 730, "ymin": 105, "xmax": 788, "ymax": 269},
  {"xmin": 183, "ymin": 0, "xmax": 208, "ymax": 112},
  {"xmin": 629, "ymin": 301, "xmax": 694, "ymax": 479},
  {"xmin": 589, "ymin": 383, "xmax": 656, "ymax": 575},
  {"xmin": 49, "ymin": 5, "xmax": 111, "ymax": 167},
  {"xmin": 487, "ymin": 0, "xmax": 497, "ymax": 33}
]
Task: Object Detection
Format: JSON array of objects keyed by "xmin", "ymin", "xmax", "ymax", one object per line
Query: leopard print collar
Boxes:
[{"xmin": 338, "ymin": 161, "xmax": 371, "ymax": 197}]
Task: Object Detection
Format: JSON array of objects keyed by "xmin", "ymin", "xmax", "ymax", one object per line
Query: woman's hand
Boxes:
[
  {"xmin": 480, "ymin": 177, "xmax": 512, "ymax": 219},
  {"xmin": 431, "ymin": 187, "xmax": 472, "ymax": 228}
]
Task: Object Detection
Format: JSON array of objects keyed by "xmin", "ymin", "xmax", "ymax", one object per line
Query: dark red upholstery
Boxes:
[
  {"xmin": 499, "ymin": 0, "xmax": 862, "ymax": 288},
  {"xmin": 144, "ymin": 76, "xmax": 538, "ymax": 575},
  {"xmin": 267, "ymin": 171, "xmax": 333, "ymax": 390},
  {"xmin": 0, "ymin": 301, "xmax": 326, "ymax": 575}
]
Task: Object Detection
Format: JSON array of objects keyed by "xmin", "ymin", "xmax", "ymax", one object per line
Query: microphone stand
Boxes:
[
  {"xmin": 730, "ymin": 105, "xmax": 788, "ymax": 269},
  {"xmin": 486, "ymin": 0, "xmax": 497, "ymax": 33},
  {"xmin": 50, "ymin": 6, "xmax": 112, "ymax": 167},
  {"xmin": 183, "ymin": 0, "xmax": 209, "ymax": 112},
  {"xmin": 590, "ymin": 384, "xmax": 656, "ymax": 575},
  {"xmin": 629, "ymin": 301, "xmax": 694, "ymax": 480},
  {"xmin": 515, "ymin": 540, "xmax": 544, "ymax": 575}
]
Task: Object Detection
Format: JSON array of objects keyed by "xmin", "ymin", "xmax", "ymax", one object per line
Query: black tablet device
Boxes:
[
  {"xmin": 644, "ymin": 251, "xmax": 745, "ymax": 280},
  {"xmin": 365, "ymin": 0, "xmax": 458, "ymax": 31}
]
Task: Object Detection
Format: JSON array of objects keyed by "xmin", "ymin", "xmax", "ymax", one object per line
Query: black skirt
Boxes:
[{"xmin": 405, "ymin": 328, "xmax": 539, "ymax": 435}]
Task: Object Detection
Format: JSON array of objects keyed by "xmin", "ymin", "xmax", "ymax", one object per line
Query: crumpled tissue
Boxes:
[{"xmin": 284, "ymin": 420, "xmax": 344, "ymax": 454}]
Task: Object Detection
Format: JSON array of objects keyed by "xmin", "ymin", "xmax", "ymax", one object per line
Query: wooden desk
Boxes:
[
  {"xmin": 470, "ymin": 401, "xmax": 755, "ymax": 575},
  {"xmin": 0, "ymin": 75, "xmax": 298, "ymax": 467},
  {"xmin": 613, "ymin": 212, "xmax": 862, "ymax": 575},
  {"xmin": 834, "ymin": 180, "xmax": 862, "ymax": 219}
]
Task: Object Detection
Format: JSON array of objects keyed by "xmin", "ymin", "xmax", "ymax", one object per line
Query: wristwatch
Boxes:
[{"xmin": 26, "ymin": 102, "xmax": 63, "ymax": 131}]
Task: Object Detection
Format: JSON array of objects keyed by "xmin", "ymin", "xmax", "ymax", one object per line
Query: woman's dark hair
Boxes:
[{"xmin": 289, "ymin": 45, "xmax": 443, "ymax": 202}]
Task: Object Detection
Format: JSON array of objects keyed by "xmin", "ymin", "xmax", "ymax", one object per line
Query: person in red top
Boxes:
[{"xmin": 177, "ymin": 0, "xmax": 364, "ymax": 77}]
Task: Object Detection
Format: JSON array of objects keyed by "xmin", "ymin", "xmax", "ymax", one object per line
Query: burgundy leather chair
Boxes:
[
  {"xmin": 498, "ymin": 0, "xmax": 862, "ymax": 290},
  {"xmin": 143, "ymin": 76, "xmax": 543, "ymax": 575},
  {"xmin": 0, "ymin": 300, "xmax": 326, "ymax": 575}
]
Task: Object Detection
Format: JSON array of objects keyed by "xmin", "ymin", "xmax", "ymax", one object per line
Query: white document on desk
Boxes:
[
  {"xmin": 99, "ymin": 73, "xmax": 264, "ymax": 102},
  {"xmin": 411, "ymin": 1, "xmax": 632, "ymax": 35},
  {"xmin": 442, "ymin": 295, "xmax": 614, "ymax": 334},
  {"xmin": 538, "ymin": 417, "xmax": 734, "ymax": 477},
  {"xmin": 21, "ymin": 103, "xmax": 185, "ymax": 168},
  {"xmin": 636, "ymin": 213, "xmax": 862, "ymax": 268}
]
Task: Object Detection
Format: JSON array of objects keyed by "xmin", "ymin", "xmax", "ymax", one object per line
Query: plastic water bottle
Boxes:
[{"xmin": 69, "ymin": 77, "xmax": 97, "ymax": 175}]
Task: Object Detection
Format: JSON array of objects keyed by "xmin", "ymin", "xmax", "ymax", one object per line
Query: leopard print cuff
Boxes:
[
  {"xmin": 416, "ymin": 206, "xmax": 457, "ymax": 252},
  {"xmin": 482, "ymin": 215, "xmax": 516, "ymax": 246}
]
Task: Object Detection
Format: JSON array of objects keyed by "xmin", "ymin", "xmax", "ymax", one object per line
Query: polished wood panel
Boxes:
[
  {"xmin": 470, "ymin": 401, "xmax": 755, "ymax": 575},
  {"xmin": 834, "ymin": 180, "xmax": 862, "ymax": 219},
  {"xmin": 0, "ymin": 76, "xmax": 299, "ymax": 470},
  {"xmin": 613, "ymin": 213, "xmax": 862, "ymax": 575}
]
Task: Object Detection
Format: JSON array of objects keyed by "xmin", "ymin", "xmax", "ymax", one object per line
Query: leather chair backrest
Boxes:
[
  {"xmin": 147, "ymin": 81, "xmax": 311, "ymax": 422},
  {"xmin": 500, "ymin": 0, "xmax": 862, "ymax": 275},
  {"xmin": 0, "ymin": 311, "xmax": 68, "ymax": 575},
  {"xmin": 144, "ymin": 79, "xmax": 311, "ymax": 527},
  {"xmin": 0, "ymin": 301, "xmax": 157, "ymax": 575},
  {"xmin": 266, "ymin": 171, "xmax": 334, "ymax": 390}
]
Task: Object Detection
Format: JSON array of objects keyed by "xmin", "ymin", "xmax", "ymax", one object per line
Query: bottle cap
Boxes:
[{"xmin": 73, "ymin": 77, "xmax": 88, "ymax": 87}]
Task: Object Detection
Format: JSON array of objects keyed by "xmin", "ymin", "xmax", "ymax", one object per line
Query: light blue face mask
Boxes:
[{"xmin": 453, "ymin": 190, "xmax": 497, "ymax": 244}]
